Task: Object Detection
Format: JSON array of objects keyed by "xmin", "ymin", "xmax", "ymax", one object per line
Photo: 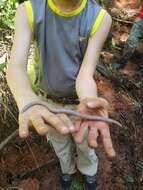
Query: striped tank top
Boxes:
[{"xmin": 25, "ymin": 0, "xmax": 106, "ymax": 97}]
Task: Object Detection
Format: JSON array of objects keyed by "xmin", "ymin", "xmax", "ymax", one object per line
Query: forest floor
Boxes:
[{"xmin": 0, "ymin": 4, "xmax": 143, "ymax": 190}]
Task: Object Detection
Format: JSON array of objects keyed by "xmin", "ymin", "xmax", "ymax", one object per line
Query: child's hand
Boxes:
[
  {"xmin": 73, "ymin": 97, "xmax": 116, "ymax": 157},
  {"xmin": 19, "ymin": 104, "xmax": 74, "ymax": 138}
]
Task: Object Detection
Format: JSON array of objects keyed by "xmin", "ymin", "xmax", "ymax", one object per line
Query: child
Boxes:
[
  {"xmin": 113, "ymin": 5, "xmax": 143, "ymax": 69},
  {"xmin": 6, "ymin": 0, "xmax": 114, "ymax": 189}
]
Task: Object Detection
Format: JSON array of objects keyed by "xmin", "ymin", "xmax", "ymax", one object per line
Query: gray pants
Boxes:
[{"xmin": 46, "ymin": 99, "xmax": 98, "ymax": 176}]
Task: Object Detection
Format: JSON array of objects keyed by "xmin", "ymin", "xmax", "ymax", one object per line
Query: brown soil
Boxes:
[{"xmin": 0, "ymin": 70, "xmax": 142, "ymax": 190}]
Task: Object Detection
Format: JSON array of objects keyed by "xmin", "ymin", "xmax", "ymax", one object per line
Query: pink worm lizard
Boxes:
[{"xmin": 21, "ymin": 101, "xmax": 122, "ymax": 127}]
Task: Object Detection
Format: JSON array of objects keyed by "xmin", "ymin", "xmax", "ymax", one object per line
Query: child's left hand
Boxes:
[{"xmin": 73, "ymin": 97, "xmax": 116, "ymax": 157}]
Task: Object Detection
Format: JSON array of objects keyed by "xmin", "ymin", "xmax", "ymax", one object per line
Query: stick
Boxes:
[
  {"xmin": 113, "ymin": 17, "xmax": 133, "ymax": 24},
  {"xmin": 96, "ymin": 64, "xmax": 143, "ymax": 106},
  {"xmin": 0, "ymin": 129, "xmax": 18, "ymax": 151},
  {"xmin": 12, "ymin": 159, "xmax": 59, "ymax": 182},
  {"xmin": 96, "ymin": 64, "xmax": 140, "ymax": 90}
]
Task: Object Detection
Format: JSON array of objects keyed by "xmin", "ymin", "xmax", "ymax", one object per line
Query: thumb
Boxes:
[{"xmin": 87, "ymin": 97, "xmax": 109, "ymax": 110}]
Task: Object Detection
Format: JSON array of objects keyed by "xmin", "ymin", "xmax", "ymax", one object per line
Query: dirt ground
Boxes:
[
  {"xmin": 0, "ymin": 69, "xmax": 142, "ymax": 190},
  {"xmin": 0, "ymin": 62, "xmax": 142, "ymax": 190},
  {"xmin": 0, "ymin": 2, "xmax": 143, "ymax": 190}
]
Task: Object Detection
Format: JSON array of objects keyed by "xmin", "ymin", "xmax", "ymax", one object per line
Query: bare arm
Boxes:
[
  {"xmin": 76, "ymin": 12, "xmax": 112, "ymax": 100},
  {"xmin": 6, "ymin": 3, "xmax": 75, "ymax": 138},
  {"xmin": 74, "ymin": 12, "xmax": 115, "ymax": 157},
  {"xmin": 6, "ymin": 3, "xmax": 40, "ymax": 111}
]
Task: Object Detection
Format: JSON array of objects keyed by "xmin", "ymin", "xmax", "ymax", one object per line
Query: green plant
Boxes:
[
  {"xmin": 126, "ymin": 175, "xmax": 134, "ymax": 184},
  {"xmin": 72, "ymin": 179, "xmax": 83, "ymax": 190},
  {"xmin": 0, "ymin": 0, "xmax": 19, "ymax": 29}
]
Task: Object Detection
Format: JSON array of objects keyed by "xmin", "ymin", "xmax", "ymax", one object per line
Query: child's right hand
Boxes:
[{"xmin": 18, "ymin": 104, "xmax": 74, "ymax": 138}]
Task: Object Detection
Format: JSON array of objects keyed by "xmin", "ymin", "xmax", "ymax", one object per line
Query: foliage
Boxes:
[
  {"xmin": 0, "ymin": 0, "xmax": 19, "ymax": 29},
  {"xmin": 136, "ymin": 163, "xmax": 143, "ymax": 172},
  {"xmin": 72, "ymin": 179, "xmax": 83, "ymax": 190},
  {"xmin": 0, "ymin": 63, "xmax": 6, "ymax": 72},
  {"xmin": 126, "ymin": 176, "xmax": 134, "ymax": 184},
  {"xmin": 97, "ymin": 0, "xmax": 111, "ymax": 7}
]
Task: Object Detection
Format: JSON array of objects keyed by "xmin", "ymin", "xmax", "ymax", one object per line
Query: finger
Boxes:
[
  {"xmin": 100, "ymin": 126, "xmax": 116, "ymax": 157},
  {"xmin": 88, "ymin": 126, "xmax": 99, "ymax": 148},
  {"xmin": 73, "ymin": 122, "xmax": 88, "ymax": 144},
  {"xmin": 57, "ymin": 114, "xmax": 75, "ymax": 132},
  {"xmin": 43, "ymin": 112, "xmax": 69, "ymax": 135},
  {"xmin": 19, "ymin": 116, "xmax": 29, "ymax": 138},
  {"xmin": 86, "ymin": 97, "xmax": 109, "ymax": 110},
  {"xmin": 95, "ymin": 121, "xmax": 109, "ymax": 129},
  {"xmin": 30, "ymin": 116, "xmax": 49, "ymax": 135},
  {"xmin": 74, "ymin": 119, "xmax": 82, "ymax": 131},
  {"xmin": 97, "ymin": 109, "xmax": 108, "ymax": 117}
]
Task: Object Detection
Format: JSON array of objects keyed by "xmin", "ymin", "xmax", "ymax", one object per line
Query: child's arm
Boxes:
[
  {"xmin": 7, "ymin": 4, "xmax": 39, "ymax": 110},
  {"xmin": 74, "ymin": 12, "xmax": 115, "ymax": 157},
  {"xmin": 6, "ymin": 3, "xmax": 75, "ymax": 138},
  {"xmin": 76, "ymin": 12, "xmax": 111, "ymax": 100}
]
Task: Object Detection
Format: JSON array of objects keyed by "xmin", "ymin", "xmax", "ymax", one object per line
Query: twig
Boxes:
[
  {"xmin": 97, "ymin": 64, "xmax": 140, "ymax": 90},
  {"xmin": 113, "ymin": 17, "xmax": 133, "ymax": 24},
  {"xmin": 25, "ymin": 139, "xmax": 40, "ymax": 169},
  {"xmin": 0, "ymin": 129, "xmax": 18, "ymax": 151},
  {"xmin": 12, "ymin": 158, "xmax": 59, "ymax": 182},
  {"xmin": 96, "ymin": 64, "xmax": 143, "ymax": 106},
  {"xmin": 0, "ymin": 100, "xmax": 39, "ymax": 168}
]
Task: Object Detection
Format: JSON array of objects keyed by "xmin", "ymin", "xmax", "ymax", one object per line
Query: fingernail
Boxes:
[
  {"xmin": 63, "ymin": 127, "xmax": 69, "ymax": 134},
  {"xmin": 109, "ymin": 150, "xmax": 116, "ymax": 157},
  {"xmin": 87, "ymin": 102, "xmax": 95, "ymax": 108},
  {"xmin": 75, "ymin": 138, "xmax": 82, "ymax": 144},
  {"xmin": 41, "ymin": 127, "xmax": 48, "ymax": 131},
  {"xmin": 69, "ymin": 125, "xmax": 75, "ymax": 131},
  {"xmin": 20, "ymin": 132, "xmax": 28, "ymax": 138},
  {"xmin": 39, "ymin": 127, "xmax": 48, "ymax": 134}
]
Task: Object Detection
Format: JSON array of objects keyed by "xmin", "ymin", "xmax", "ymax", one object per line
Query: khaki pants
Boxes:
[{"xmin": 46, "ymin": 99, "xmax": 98, "ymax": 176}]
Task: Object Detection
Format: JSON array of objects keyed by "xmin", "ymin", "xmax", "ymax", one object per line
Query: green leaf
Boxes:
[
  {"xmin": 0, "ymin": 63, "xmax": 6, "ymax": 72},
  {"xmin": 111, "ymin": 38, "xmax": 116, "ymax": 48},
  {"xmin": 126, "ymin": 176, "xmax": 134, "ymax": 183},
  {"xmin": 136, "ymin": 163, "xmax": 143, "ymax": 172},
  {"xmin": 72, "ymin": 179, "xmax": 83, "ymax": 190}
]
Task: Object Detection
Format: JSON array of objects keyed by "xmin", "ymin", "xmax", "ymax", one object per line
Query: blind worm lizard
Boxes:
[{"xmin": 21, "ymin": 101, "xmax": 122, "ymax": 127}]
